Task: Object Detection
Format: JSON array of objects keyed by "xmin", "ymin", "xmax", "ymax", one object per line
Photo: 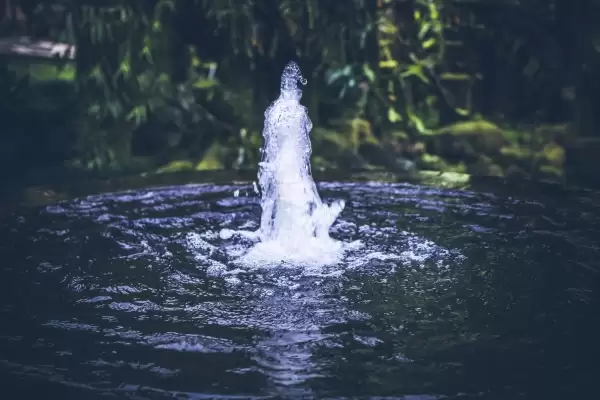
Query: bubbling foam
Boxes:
[{"xmin": 228, "ymin": 61, "xmax": 349, "ymax": 266}]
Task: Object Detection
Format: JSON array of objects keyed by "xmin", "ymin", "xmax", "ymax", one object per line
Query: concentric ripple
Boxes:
[{"xmin": 0, "ymin": 180, "xmax": 599, "ymax": 399}]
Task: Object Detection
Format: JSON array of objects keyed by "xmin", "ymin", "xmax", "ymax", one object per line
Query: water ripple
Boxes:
[{"xmin": 0, "ymin": 181, "xmax": 598, "ymax": 399}]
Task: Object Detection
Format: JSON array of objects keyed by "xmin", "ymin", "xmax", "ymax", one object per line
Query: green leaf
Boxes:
[
  {"xmin": 418, "ymin": 22, "xmax": 430, "ymax": 40},
  {"xmin": 408, "ymin": 110, "xmax": 431, "ymax": 135},
  {"xmin": 379, "ymin": 59, "xmax": 398, "ymax": 69},
  {"xmin": 387, "ymin": 107, "xmax": 403, "ymax": 123},
  {"xmin": 363, "ymin": 63, "xmax": 376, "ymax": 82},
  {"xmin": 118, "ymin": 60, "xmax": 131, "ymax": 78},
  {"xmin": 126, "ymin": 105, "xmax": 147, "ymax": 125},
  {"xmin": 400, "ymin": 64, "xmax": 429, "ymax": 84},
  {"xmin": 108, "ymin": 102, "xmax": 121, "ymax": 118},
  {"xmin": 429, "ymin": 3, "xmax": 439, "ymax": 20},
  {"xmin": 192, "ymin": 78, "xmax": 217, "ymax": 89},
  {"xmin": 422, "ymin": 38, "xmax": 436, "ymax": 49}
]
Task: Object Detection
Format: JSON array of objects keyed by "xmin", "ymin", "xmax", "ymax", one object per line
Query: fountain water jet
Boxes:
[{"xmin": 235, "ymin": 61, "xmax": 349, "ymax": 265}]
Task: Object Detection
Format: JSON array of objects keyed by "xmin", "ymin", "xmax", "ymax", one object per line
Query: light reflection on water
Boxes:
[{"xmin": 0, "ymin": 181, "xmax": 598, "ymax": 399}]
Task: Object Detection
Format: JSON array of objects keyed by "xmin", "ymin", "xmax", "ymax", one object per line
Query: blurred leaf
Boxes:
[
  {"xmin": 118, "ymin": 60, "xmax": 131, "ymax": 78},
  {"xmin": 379, "ymin": 60, "xmax": 398, "ymax": 69},
  {"xmin": 378, "ymin": 21, "xmax": 397, "ymax": 34},
  {"xmin": 400, "ymin": 64, "xmax": 429, "ymax": 83},
  {"xmin": 418, "ymin": 23, "xmax": 430, "ymax": 40},
  {"xmin": 192, "ymin": 78, "xmax": 218, "ymax": 89},
  {"xmin": 363, "ymin": 64, "xmax": 376, "ymax": 82},
  {"xmin": 408, "ymin": 110, "xmax": 431, "ymax": 134},
  {"xmin": 126, "ymin": 105, "xmax": 147, "ymax": 125},
  {"xmin": 429, "ymin": 4, "xmax": 439, "ymax": 20},
  {"xmin": 191, "ymin": 55, "xmax": 201, "ymax": 68},
  {"xmin": 388, "ymin": 107, "xmax": 403, "ymax": 123},
  {"xmin": 423, "ymin": 38, "xmax": 436, "ymax": 49}
]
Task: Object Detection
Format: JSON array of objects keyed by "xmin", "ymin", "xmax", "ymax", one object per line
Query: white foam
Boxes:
[
  {"xmin": 221, "ymin": 62, "xmax": 347, "ymax": 267},
  {"xmin": 238, "ymin": 237, "xmax": 345, "ymax": 267}
]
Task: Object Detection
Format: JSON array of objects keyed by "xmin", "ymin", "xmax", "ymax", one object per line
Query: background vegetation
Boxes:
[{"xmin": 1, "ymin": 0, "xmax": 599, "ymax": 188}]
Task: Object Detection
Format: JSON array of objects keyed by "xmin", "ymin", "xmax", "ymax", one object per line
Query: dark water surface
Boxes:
[{"xmin": 0, "ymin": 174, "xmax": 599, "ymax": 399}]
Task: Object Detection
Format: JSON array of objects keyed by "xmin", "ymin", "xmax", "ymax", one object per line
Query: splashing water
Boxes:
[{"xmin": 224, "ymin": 62, "xmax": 351, "ymax": 266}]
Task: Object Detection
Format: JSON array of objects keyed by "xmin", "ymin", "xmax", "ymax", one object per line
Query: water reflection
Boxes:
[{"xmin": 0, "ymin": 181, "xmax": 598, "ymax": 399}]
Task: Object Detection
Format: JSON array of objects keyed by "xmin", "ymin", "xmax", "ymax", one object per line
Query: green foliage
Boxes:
[
  {"xmin": 0, "ymin": 0, "xmax": 593, "ymax": 182},
  {"xmin": 376, "ymin": 0, "xmax": 446, "ymax": 137},
  {"xmin": 62, "ymin": 1, "xmax": 225, "ymax": 170},
  {"xmin": 76, "ymin": 1, "xmax": 178, "ymax": 124}
]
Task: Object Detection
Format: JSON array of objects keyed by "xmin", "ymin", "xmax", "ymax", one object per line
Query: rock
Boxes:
[
  {"xmin": 565, "ymin": 137, "xmax": 600, "ymax": 185},
  {"xmin": 313, "ymin": 128, "xmax": 352, "ymax": 157},
  {"xmin": 505, "ymin": 165, "xmax": 528, "ymax": 177},
  {"xmin": 383, "ymin": 137, "xmax": 425, "ymax": 159},
  {"xmin": 312, "ymin": 156, "xmax": 335, "ymax": 171},
  {"xmin": 312, "ymin": 127, "xmax": 367, "ymax": 169},
  {"xmin": 419, "ymin": 153, "xmax": 467, "ymax": 174},
  {"xmin": 339, "ymin": 150, "xmax": 368, "ymax": 170},
  {"xmin": 499, "ymin": 146, "xmax": 537, "ymax": 171},
  {"xmin": 468, "ymin": 155, "xmax": 504, "ymax": 177},
  {"xmin": 345, "ymin": 118, "xmax": 377, "ymax": 151},
  {"xmin": 195, "ymin": 142, "xmax": 225, "ymax": 170},
  {"xmin": 395, "ymin": 157, "xmax": 417, "ymax": 173},
  {"xmin": 411, "ymin": 141, "xmax": 426, "ymax": 155},
  {"xmin": 533, "ymin": 123, "xmax": 575, "ymax": 147},
  {"xmin": 426, "ymin": 119, "xmax": 509, "ymax": 162},
  {"xmin": 500, "ymin": 146, "xmax": 536, "ymax": 161},
  {"xmin": 538, "ymin": 164, "xmax": 564, "ymax": 180},
  {"xmin": 0, "ymin": 37, "xmax": 76, "ymax": 60},
  {"xmin": 420, "ymin": 153, "xmax": 447, "ymax": 170},
  {"xmin": 540, "ymin": 141, "xmax": 565, "ymax": 168},
  {"xmin": 358, "ymin": 142, "xmax": 416, "ymax": 172},
  {"xmin": 22, "ymin": 187, "xmax": 67, "ymax": 206},
  {"xmin": 156, "ymin": 160, "xmax": 194, "ymax": 173}
]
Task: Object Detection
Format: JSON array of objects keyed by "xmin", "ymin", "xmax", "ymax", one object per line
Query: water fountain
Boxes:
[{"xmin": 224, "ymin": 61, "xmax": 351, "ymax": 266}]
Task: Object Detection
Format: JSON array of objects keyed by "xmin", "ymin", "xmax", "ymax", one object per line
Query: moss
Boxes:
[
  {"xmin": 419, "ymin": 170, "xmax": 471, "ymax": 186},
  {"xmin": 541, "ymin": 142, "xmax": 565, "ymax": 167},
  {"xmin": 487, "ymin": 164, "xmax": 504, "ymax": 177},
  {"xmin": 539, "ymin": 164, "xmax": 564, "ymax": 179},
  {"xmin": 312, "ymin": 128, "xmax": 354, "ymax": 165},
  {"xmin": 420, "ymin": 153, "xmax": 466, "ymax": 173},
  {"xmin": 195, "ymin": 142, "xmax": 225, "ymax": 170},
  {"xmin": 311, "ymin": 156, "xmax": 334, "ymax": 171},
  {"xmin": 428, "ymin": 119, "xmax": 508, "ymax": 159},
  {"xmin": 8, "ymin": 62, "xmax": 76, "ymax": 82},
  {"xmin": 422, "ymin": 153, "xmax": 445, "ymax": 167},
  {"xmin": 319, "ymin": 129, "xmax": 351, "ymax": 151},
  {"xmin": 468, "ymin": 155, "xmax": 504, "ymax": 177},
  {"xmin": 500, "ymin": 146, "xmax": 535, "ymax": 160},
  {"xmin": 434, "ymin": 120, "xmax": 503, "ymax": 136},
  {"xmin": 534, "ymin": 123, "xmax": 575, "ymax": 147},
  {"xmin": 346, "ymin": 118, "xmax": 377, "ymax": 150},
  {"xmin": 157, "ymin": 160, "xmax": 194, "ymax": 173},
  {"xmin": 446, "ymin": 162, "xmax": 468, "ymax": 174},
  {"xmin": 502, "ymin": 129, "xmax": 522, "ymax": 145}
]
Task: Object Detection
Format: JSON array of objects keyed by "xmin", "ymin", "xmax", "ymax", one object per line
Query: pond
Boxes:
[{"xmin": 0, "ymin": 172, "xmax": 598, "ymax": 399}]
